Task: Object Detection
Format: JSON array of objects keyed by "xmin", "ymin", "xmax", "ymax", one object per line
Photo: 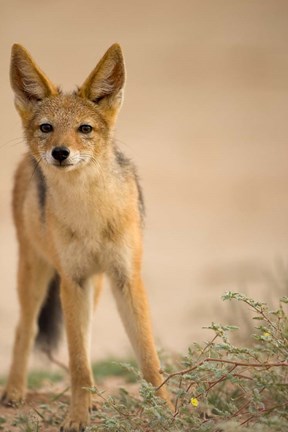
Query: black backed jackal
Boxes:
[{"xmin": 2, "ymin": 44, "xmax": 171, "ymax": 431}]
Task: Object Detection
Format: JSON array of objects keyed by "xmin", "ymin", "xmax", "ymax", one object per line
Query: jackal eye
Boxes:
[
  {"xmin": 78, "ymin": 124, "xmax": 93, "ymax": 134},
  {"xmin": 40, "ymin": 123, "xmax": 53, "ymax": 133}
]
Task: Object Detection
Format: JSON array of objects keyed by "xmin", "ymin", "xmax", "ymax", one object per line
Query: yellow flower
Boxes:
[
  {"xmin": 191, "ymin": 397, "xmax": 199, "ymax": 407},
  {"xmin": 263, "ymin": 332, "xmax": 271, "ymax": 337}
]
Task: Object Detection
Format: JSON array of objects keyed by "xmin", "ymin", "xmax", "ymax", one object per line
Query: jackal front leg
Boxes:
[
  {"xmin": 60, "ymin": 277, "xmax": 94, "ymax": 432},
  {"xmin": 110, "ymin": 266, "xmax": 172, "ymax": 408}
]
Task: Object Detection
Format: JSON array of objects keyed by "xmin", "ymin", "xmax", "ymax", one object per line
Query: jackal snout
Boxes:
[
  {"xmin": 42, "ymin": 138, "xmax": 83, "ymax": 170},
  {"xmin": 51, "ymin": 146, "xmax": 70, "ymax": 163}
]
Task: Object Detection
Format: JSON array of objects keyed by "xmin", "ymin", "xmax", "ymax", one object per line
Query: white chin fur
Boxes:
[{"xmin": 41, "ymin": 151, "xmax": 91, "ymax": 171}]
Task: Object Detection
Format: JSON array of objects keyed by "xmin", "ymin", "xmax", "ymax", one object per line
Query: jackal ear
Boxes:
[
  {"xmin": 78, "ymin": 44, "xmax": 125, "ymax": 125},
  {"xmin": 10, "ymin": 44, "xmax": 58, "ymax": 115}
]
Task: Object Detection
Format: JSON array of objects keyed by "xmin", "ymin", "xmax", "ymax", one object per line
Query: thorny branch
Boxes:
[{"xmin": 157, "ymin": 358, "xmax": 288, "ymax": 391}]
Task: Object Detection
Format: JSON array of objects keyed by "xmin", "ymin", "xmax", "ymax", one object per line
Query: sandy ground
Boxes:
[
  {"xmin": 1, "ymin": 0, "xmax": 288, "ymax": 376},
  {"xmin": 0, "ymin": 377, "xmax": 140, "ymax": 431}
]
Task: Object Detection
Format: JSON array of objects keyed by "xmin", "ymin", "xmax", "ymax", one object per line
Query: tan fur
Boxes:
[{"xmin": 2, "ymin": 44, "xmax": 171, "ymax": 431}]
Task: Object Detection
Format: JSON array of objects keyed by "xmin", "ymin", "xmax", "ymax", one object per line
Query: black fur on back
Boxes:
[
  {"xmin": 36, "ymin": 273, "xmax": 63, "ymax": 352},
  {"xmin": 114, "ymin": 148, "xmax": 145, "ymax": 223},
  {"xmin": 30, "ymin": 156, "xmax": 47, "ymax": 220}
]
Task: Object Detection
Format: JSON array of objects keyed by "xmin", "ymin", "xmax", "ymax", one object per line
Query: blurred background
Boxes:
[{"xmin": 1, "ymin": 0, "xmax": 288, "ymax": 374}]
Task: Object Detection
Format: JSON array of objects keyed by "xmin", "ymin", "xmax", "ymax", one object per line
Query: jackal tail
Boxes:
[{"xmin": 36, "ymin": 273, "xmax": 63, "ymax": 352}]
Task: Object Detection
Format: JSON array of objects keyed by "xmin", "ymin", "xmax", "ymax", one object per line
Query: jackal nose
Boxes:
[{"xmin": 51, "ymin": 146, "xmax": 70, "ymax": 162}]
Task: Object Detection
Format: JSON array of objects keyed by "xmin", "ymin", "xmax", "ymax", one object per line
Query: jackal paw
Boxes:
[
  {"xmin": 60, "ymin": 416, "xmax": 88, "ymax": 432},
  {"xmin": 1, "ymin": 389, "xmax": 25, "ymax": 407}
]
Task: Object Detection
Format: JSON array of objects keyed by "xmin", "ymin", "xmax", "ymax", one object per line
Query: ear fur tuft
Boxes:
[
  {"xmin": 10, "ymin": 44, "xmax": 58, "ymax": 113},
  {"xmin": 78, "ymin": 43, "xmax": 126, "ymax": 125}
]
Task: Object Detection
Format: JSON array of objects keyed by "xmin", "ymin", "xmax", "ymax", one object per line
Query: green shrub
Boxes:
[{"xmin": 87, "ymin": 292, "xmax": 288, "ymax": 431}]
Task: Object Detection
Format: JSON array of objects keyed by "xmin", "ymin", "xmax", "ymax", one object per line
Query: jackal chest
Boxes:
[{"xmin": 51, "ymin": 206, "xmax": 125, "ymax": 280}]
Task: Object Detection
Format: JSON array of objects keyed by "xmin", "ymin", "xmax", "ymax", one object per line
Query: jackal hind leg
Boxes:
[
  {"xmin": 93, "ymin": 273, "xmax": 104, "ymax": 311},
  {"xmin": 2, "ymin": 249, "xmax": 53, "ymax": 406}
]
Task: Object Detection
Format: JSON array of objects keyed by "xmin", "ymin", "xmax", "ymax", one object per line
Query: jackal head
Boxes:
[{"xmin": 10, "ymin": 44, "xmax": 125, "ymax": 171}]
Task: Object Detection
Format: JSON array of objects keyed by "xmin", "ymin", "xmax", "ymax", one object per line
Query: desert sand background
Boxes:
[{"xmin": 1, "ymin": 0, "xmax": 288, "ymax": 374}]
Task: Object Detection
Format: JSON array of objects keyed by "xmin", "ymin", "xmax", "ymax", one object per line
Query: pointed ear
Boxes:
[
  {"xmin": 10, "ymin": 44, "xmax": 58, "ymax": 115},
  {"xmin": 78, "ymin": 44, "xmax": 125, "ymax": 125}
]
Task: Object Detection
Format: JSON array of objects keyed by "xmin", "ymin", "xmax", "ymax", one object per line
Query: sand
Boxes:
[{"xmin": 1, "ymin": 0, "xmax": 288, "ymax": 374}]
